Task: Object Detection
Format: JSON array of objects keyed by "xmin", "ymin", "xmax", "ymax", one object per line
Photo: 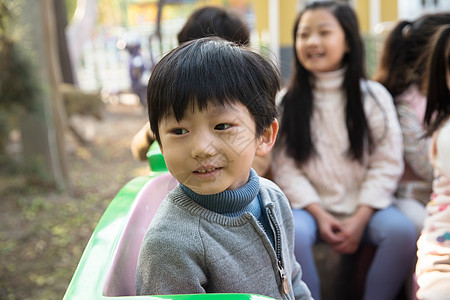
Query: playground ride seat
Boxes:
[{"xmin": 102, "ymin": 172, "xmax": 177, "ymax": 296}]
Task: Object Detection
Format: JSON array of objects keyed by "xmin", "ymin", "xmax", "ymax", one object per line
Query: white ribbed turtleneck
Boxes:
[{"xmin": 273, "ymin": 70, "xmax": 404, "ymax": 215}]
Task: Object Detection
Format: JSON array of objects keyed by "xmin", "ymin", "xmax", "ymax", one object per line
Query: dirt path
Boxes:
[{"xmin": 0, "ymin": 102, "xmax": 150, "ymax": 300}]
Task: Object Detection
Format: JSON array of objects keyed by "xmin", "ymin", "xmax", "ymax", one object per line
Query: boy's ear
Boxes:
[{"xmin": 256, "ymin": 119, "xmax": 279, "ymax": 156}]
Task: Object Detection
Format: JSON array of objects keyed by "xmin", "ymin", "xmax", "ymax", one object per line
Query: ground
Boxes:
[{"xmin": 0, "ymin": 102, "xmax": 149, "ymax": 300}]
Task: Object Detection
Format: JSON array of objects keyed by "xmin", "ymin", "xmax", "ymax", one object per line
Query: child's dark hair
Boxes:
[
  {"xmin": 147, "ymin": 37, "xmax": 280, "ymax": 144},
  {"xmin": 177, "ymin": 6, "xmax": 250, "ymax": 46},
  {"xmin": 374, "ymin": 13, "xmax": 450, "ymax": 99},
  {"xmin": 424, "ymin": 25, "xmax": 450, "ymax": 136},
  {"xmin": 278, "ymin": 0, "xmax": 372, "ymax": 165}
]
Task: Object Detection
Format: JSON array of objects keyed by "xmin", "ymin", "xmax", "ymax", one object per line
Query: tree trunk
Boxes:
[
  {"xmin": 19, "ymin": 0, "xmax": 69, "ymax": 189},
  {"xmin": 53, "ymin": 0, "xmax": 76, "ymax": 84}
]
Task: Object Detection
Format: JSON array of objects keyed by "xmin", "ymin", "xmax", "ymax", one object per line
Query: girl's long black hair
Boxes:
[
  {"xmin": 277, "ymin": 1, "xmax": 373, "ymax": 165},
  {"xmin": 424, "ymin": 25, "xmax": 450, "ymax": 136}
]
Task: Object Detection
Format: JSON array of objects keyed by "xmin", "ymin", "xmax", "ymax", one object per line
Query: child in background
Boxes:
[
  {"xmin": 272, "ymin": 1, "xmax": 416, "ymax": 299},
  {"xmin": 416, "ymin": 24, "xmax": 450, "ymax": 300},
  {"xmin": 374, "ymin": 13, "xmax": 450, "ymax": 233},
  {"xmin": 135, "ymin": 37, "xmax": 312, "ymax": 300}
]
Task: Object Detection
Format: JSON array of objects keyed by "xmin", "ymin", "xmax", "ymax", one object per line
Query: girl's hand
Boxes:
[
  {"xmin": 332, "ymin": 206, "xmax": 374, "ymax": 254},
  {"xmin": 332, "ymin": 216, "xmax": 365, "ymax": 254},
  {"xmin": 305, "ymin": 204, "xmax": 345, "ymax": 246}
]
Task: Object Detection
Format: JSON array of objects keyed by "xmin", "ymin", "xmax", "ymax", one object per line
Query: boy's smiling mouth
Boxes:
[{"xmin": 193, "ymin": 166, "xmax": 222, "ymax": 176}]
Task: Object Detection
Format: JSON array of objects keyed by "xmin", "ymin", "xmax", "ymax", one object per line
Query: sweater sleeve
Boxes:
[
  {"xmin": 291, "ymin": 260, "xmax": 313, "ymax": 300},
  {"xmin": 434, "ymin": 121, "xmax": 450, "ymax": 178},
  {"xmin": 271, "ymin": 149, "xmax": 321, "ymax": 209},
  {"xmin": 358, "ymin": 82, "xmax": 404, "ymax": 209},
  {"xmin": 396, "ymin": 101, "xmax": 433, "ymax": 181}
]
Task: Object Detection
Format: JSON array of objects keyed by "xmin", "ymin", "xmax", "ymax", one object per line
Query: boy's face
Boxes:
[{"xmin": 159, "ymin": 101, "xmax": 264, "ymax": 195}]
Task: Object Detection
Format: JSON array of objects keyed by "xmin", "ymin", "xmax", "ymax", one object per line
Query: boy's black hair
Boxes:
[
  {"xmin": 278, "ymin": 0, "xmax": 372, "ymax": 165},
  {"xmin": 147, "ymin": 37, "xmax": 280, "ymax": 145},
  {"xmin": 177, "ymin": 6, "xmax": 250, "ymax": 46}
]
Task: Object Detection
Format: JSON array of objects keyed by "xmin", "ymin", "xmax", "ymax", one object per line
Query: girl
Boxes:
[
  {"xmin": 416, "ymin": 24, "xmax": 450, "ymax": 300},
  {"xmin": 272, "ymin": 1, "xmax": 416, "ymax": 300},
  {"xmin": 374, "ymin": 13, "xmax": 450, "ymax": 233}
]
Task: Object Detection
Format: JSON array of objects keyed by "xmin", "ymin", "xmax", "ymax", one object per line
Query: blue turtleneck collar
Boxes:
[{"xmin": 180, "ymin": 169, "xmax": 260, "ymax": 214}]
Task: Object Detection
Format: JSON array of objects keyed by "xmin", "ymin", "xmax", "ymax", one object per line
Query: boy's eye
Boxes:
[
  {"xmin": 215, "ymin": 124, "xmax": 232, "ymax": 131},
  {"xmin": 172, "ymin": 128, "xmax": 188, "ymax": 135}
]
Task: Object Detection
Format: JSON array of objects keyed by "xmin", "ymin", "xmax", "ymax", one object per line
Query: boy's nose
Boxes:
[{"xmin": 190, "ymin": 133, "xmax": 218, "ymax": 159}]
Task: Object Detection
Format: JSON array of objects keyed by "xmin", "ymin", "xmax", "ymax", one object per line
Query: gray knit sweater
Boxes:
[{"xmin": 135, "ymin": 174, "xmax": 312, "ymax": 300}]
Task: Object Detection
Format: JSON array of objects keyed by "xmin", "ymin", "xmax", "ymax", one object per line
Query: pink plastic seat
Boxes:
[{"xmin": 102, "ymin": 172, "xmax": 177, "ymax": 296}]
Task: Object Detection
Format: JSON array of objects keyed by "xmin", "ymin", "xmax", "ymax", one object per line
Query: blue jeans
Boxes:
[{"xmin": 293, "ymin": 206, "xmax": 416, "ymax": 300}]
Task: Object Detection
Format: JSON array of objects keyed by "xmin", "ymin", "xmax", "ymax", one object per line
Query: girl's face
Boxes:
[{"xmin": 295, "ymin": 8, "xmax": 348, "ymax": 73}]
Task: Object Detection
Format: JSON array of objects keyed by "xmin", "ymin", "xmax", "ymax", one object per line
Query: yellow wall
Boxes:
[
  {"xmin": 280, "ymin": 0, "xmax": 297, "ymax": 46},
  {"xmin": 355, "ymin": 0, "xmax": 398, "ymax": 32},
  {"xmin": 250, "ymin": 0, "xmax": 297, "ymax": 46},
  {"xmin": 250, "ymin": 0, "xmax": 268, "ymax": 42},
  {"xmin": 380, "ymin": 0, "xmax": 397, "ymax": 23},
  {"xmin": 355, "ymin": 0, "xmax": 370, "ymax": 32}
]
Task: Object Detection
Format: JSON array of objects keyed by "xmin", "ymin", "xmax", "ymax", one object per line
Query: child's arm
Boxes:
[
  {"xmin": 130, "ymin": 122, "xmax": 155, "ymax": 161},
  {"xmin": 290, "ymin": 260, "xmax": 314, "ymax": 300},
  {"xmin": 434, "ymin": 122, "xmax": 450, "ymax": 177},
  {"xmin": 358, "ymin": 82, "xmax": 404, "ymax": 209},
  {"xmin": 271, "ymin": 150, "xmax": 321, "ymax": 209},
  {"xmin": 396, "ymin": 101, "xmax": 433, "ymax": 181}
]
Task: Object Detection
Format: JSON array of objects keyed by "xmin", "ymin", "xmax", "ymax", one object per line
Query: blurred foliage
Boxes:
[
  {"xmin": 65, "ymin": 0, "xmax": 77, "ymax": 23},
  {"xmin": 98, "ymin": 0, "xmax": 129, "ymax": 26},
  {"xmin": 0, "ymin": 0, "xmax": 36, "ymax": 113},
  {"xmin": 0, "ymin": 38, "xmax": 36, "ymax": 113},
  {"xmin": 0, "ymin": 0, "xmax": 38, "ymax": 155}
]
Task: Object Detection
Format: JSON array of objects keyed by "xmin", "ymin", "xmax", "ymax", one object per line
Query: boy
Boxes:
[{"xmin": 135, "ymin": 37, "xmax": 312, "ymax": 300}]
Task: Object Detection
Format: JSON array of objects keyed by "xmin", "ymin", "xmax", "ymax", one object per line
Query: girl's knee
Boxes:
[
  {"xmin": 369, "ymin": 207, "xmax": 417, "ymax": 247},
  {"xmin": 292, "ymin": 209, "xmax": 317, "ymax": 246},
  {"xmin": 382, "ymin": 222, "xmax": 416, "ymax": 257},
  {"xmin": 384, "ymin": 217, "xmax": 416, "ymax": 245}
]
